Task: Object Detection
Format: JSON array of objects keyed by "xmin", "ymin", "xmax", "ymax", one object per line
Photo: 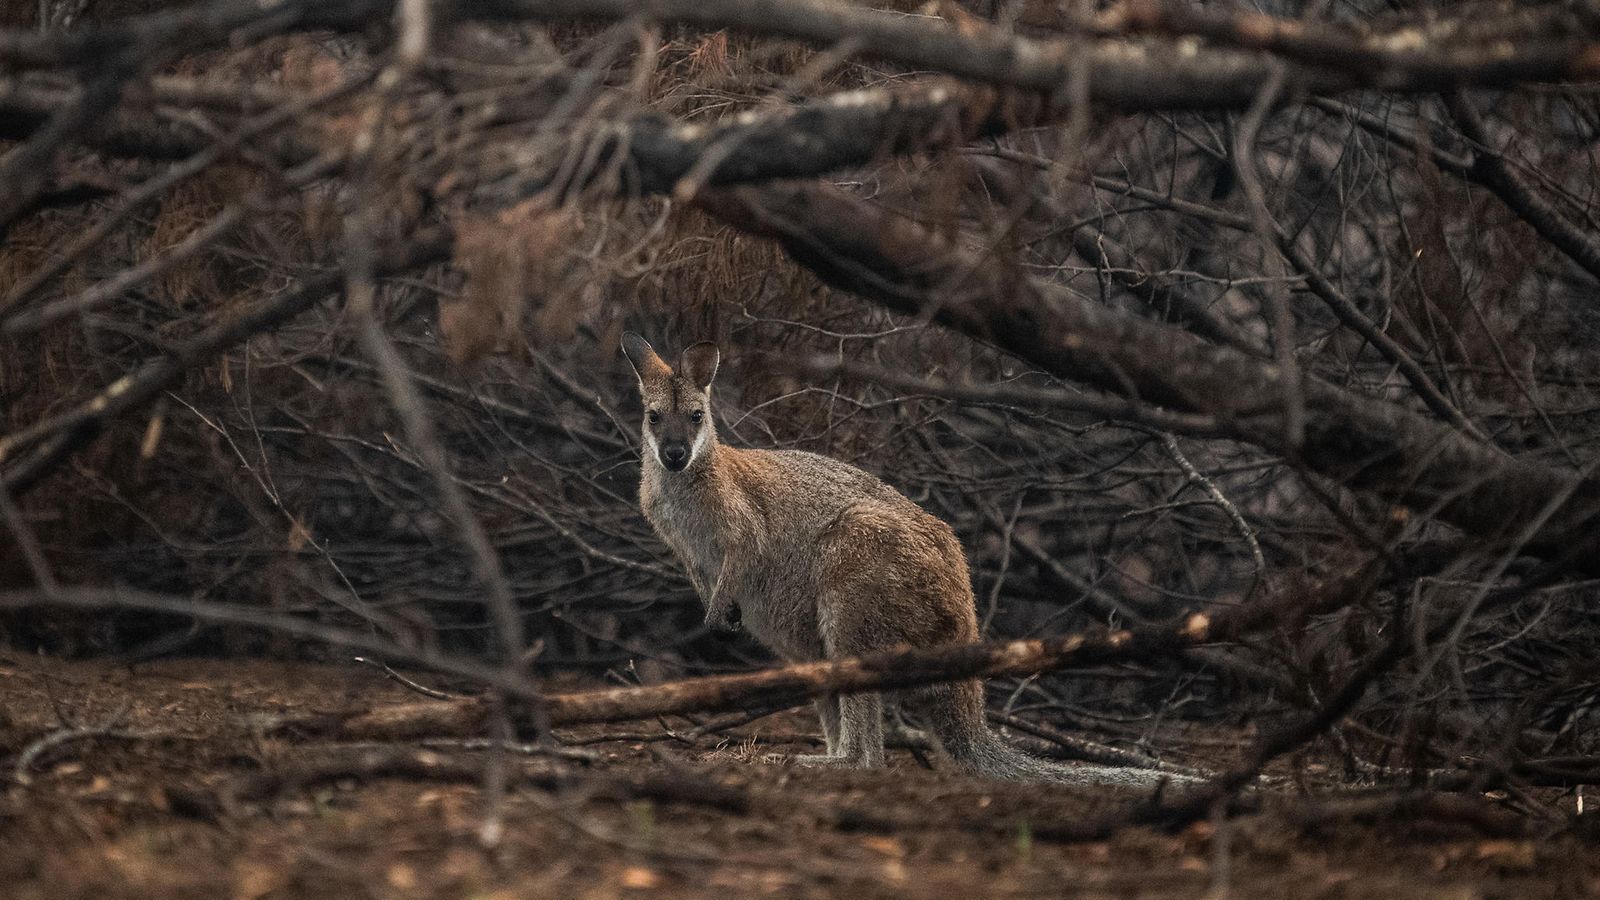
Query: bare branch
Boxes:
[{"xmin": 698, "ymin": 182, "xmax": 1600, "ymax": 564}]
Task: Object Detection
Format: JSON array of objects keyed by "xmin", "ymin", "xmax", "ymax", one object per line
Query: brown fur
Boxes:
[{"xmin": 621, "ymin": 334, "xmax": 1175, "ymax": 784}]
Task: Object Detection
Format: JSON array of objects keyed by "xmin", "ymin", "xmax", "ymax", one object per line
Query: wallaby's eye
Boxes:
[
  {"xmin": 690, "ymin": 410, "xmax": 704, "ymax": 424},
  {"xmin": 647, "ymin": 410, "xmax": 661, "ymax": 425}
]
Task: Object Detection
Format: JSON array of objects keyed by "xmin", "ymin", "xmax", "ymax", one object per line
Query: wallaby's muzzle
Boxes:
[{"xmin": 660, "ymin": 441, "xmax": 690, "ymax": 471}]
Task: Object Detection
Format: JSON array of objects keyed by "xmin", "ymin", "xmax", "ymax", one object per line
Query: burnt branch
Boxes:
[
  {"xmin": 0, "ymin": 230, "xmax": 451, "ymax": 494},
  {"xmin": 697, "ymin": 182, "xmax": 1600, "ymax": 565},
  {"xmin": 286, "ymin": 565, "xmax": 1372, "ymax": 738}
]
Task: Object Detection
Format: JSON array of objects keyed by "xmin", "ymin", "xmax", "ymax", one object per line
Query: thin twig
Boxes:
[
  {"xmin": 353, "ymin": 656, "xmax": 461, "ymax": 700},
  {"xmin": 1160, "ymin": 433, "xmax": 1266, "ymax": 599},
  {"xmin": 1230, "ymin": 64, "xmax": 1303, "ymax": 449},
  {"xmin": 14, "ymin": 702, "xmax": 153, "ymax": 785}
]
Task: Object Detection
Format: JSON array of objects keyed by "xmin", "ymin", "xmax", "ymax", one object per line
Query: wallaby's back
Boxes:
[{"xmin": 654, "ymin": 445, "xmax": 978, "ymax": 664}]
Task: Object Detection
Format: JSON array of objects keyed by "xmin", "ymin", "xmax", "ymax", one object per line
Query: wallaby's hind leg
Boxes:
[
  {"xmin": 806, "ymin": 693, "xmax": 923, "ymax": 764},
  {"xmin": 797, "ymin": 580, "xmax": 888, "ymax": 769},
  {"xmin": 884, "ymin": 696, "xmax": 933, "ymax": 749},
  {"xmin": 795, "ymin": 692, "xmax": 884, "ymax": 768},
  {"xmin": 838, "ymin": 692, "xmax": 884, "ymax": 766},
  {"xmin": 815, "ymin": 693, "xmax": 841, "ymax": 755},
  {"xmin": 799, "ymin": 502, "xmax": 977, "ymax": 771},
  {"xmin": 905, "ymin": 680, "xmax": 994, "ymax": 774}
]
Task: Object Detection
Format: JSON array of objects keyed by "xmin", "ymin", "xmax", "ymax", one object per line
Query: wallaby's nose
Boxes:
[{"xmin": 661, "ymin": 443, "xmax": 689, "ymax": 470}]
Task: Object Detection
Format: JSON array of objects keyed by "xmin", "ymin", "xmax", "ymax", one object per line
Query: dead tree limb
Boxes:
[
  {"xmin": 1446, "ymin": 91, "xmax": 1600, "ymax": 285},
  {"xmin": 0, "ymin": 586, "xmax": 551, "ymax": 702},
  {"xmin": 515, "ymin": 80, "xmax": 1050, "ymax": 200},
  {"xmin": 0, "ymin": 230, "xmax": 450, "ymax": 495},
  {"xmin": 796, "ymin": 357, "xmax": 1234, "ymax": 438},
  {"xmin": 290, "ymin": 565, "xmax": 1375, "ymax": 739},
  {"xmin": 695, "ymin": 182, "xmax": 1600, "ymax": 565},
  {"xmin": 0, "ymin": 62, "xmax": 135, "ymax": 239},
  {"xmin": 0, "ymin": 576, "xmax": 1361, "ymax": 743},
  {"xmin": 5, "ymin": 0, "xmax": 1598, "ymax": 113},
  {"xmin": 1121, "ymin": 0, "xmax": 1600, "ymax": 88}
]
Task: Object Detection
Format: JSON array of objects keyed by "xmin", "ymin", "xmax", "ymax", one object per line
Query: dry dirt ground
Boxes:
[{"xmin": 0, "ymin": 653, "xmax": 1596, "ymax": 900}]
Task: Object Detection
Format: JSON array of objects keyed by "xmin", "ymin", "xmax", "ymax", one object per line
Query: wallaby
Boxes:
[{"xmin": 622, "ymin": 333, "xmax": 1169, "ymax": 784}]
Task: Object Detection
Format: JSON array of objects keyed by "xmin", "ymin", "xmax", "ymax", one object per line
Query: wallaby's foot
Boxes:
[{"xmin": 791, "ymin": 752, "xmax": 884, "ymax": 769}]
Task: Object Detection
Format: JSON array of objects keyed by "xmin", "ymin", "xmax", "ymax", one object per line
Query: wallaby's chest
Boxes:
[{"xmin": 642, "ymin": 485, "xmax": 731, "ymax": 582}]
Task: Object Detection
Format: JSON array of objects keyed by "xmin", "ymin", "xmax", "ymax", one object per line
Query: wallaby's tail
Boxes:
[{"xmin": 912, "ymin": 681, "xmax": 1199, "ymax": 786}]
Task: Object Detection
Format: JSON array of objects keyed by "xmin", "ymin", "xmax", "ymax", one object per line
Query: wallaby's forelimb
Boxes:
[
  {"xmin": 703, "ymin": 557, "xmax": 742, "ymax": 635},
  {"xmin": 815, "ymin": 693, "xmax": 840, "ymax": 755}
]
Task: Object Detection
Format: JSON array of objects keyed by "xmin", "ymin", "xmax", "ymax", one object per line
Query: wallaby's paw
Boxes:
[
  {"xmin": 1084, "ymin": 764, "xmax": 1207, "ymax": 787},
  {"xmin": 790, "ymin": 752, "xmax": 849, "ymax": 768}
]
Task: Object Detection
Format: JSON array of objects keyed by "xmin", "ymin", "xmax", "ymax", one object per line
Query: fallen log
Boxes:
[
  {"xmin": 301, "ymin": 621, "xmax": 1211, "ymax": 740},
  {"xmin": 286, "ymin": 566, "xmax": 1374, "ymax": 741}
]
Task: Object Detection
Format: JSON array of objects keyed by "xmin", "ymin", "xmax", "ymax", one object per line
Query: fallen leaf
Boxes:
[
  {"xmin": 621, "ymin": 866, "xmax": 660, "ymax": 889},
  {"xmin": 1475, "ymin": 840, "xmax": 1536, "ymax": 872},
  {"xmin": 386, "ymin": 863, "xmax": 418, "ymax": 890},
  {"xmin": 1181, "ymin": 820, "xmax": 1215, "ymax": 852},
  {"xmin": 234, "ymin": 861, "xmax": 283, "ymax": 900},
  {"xmin": 882, "ymin": 858, "xmax": 909, "ymax": 883},
  {"xmin": 862, "ymin": 836, "xmax": 905, "ymax": 858}
]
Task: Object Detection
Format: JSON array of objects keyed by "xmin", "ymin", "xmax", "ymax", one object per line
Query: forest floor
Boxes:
[{"xmin": 0, "ymin": 653, "xmax": 1596, "ymax": 900}]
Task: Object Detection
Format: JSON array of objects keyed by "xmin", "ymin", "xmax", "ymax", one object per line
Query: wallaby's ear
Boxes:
[
  {"xmin": 680, "ymin": 341, "xmax": 720, "ymax": 390},
  {"xmin": 621, "ymin": 332, "xmax": 671, "ymax": 382}
]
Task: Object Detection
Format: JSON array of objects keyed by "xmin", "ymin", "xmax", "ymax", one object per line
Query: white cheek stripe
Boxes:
[
  {"xmin": 687, "ymin": 423, "xmax": 710, "ymax": 467},
  {"xmin": 643, "ymin": 430, "xmax": 662, "ymax": 467}
]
